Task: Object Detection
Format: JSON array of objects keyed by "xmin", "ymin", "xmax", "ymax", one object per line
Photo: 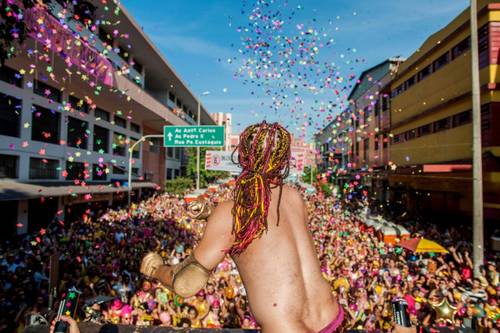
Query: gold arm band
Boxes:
[{"xmin": 168, "ymin": 254, "xmax": 211, "ymax": 298}]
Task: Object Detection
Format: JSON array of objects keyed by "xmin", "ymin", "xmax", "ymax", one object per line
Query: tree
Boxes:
[
  {"xmin": 185, "ymin": 147, "xmax": 230, "ymax": 188},
  {"xmin": 301, "ymin": 165, "xmax": 318, "ymax": 184}
]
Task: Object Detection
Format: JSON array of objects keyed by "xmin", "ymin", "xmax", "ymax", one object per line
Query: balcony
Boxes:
[{"xmin": 46, "ymin": 1, "xmax": 144, "ymax": 87}]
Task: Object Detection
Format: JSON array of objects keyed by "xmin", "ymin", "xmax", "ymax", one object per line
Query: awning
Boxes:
[{"xmin": 0, "ymin": 180, "xmax": 158, "ymax": 201}]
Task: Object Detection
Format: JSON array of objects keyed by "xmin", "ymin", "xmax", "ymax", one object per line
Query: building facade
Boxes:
[
  {"xmin": 315, "ymin": 58, "xmax": 402, "ymax": 198},
  {"xmin": 0, "ymin": 0, "xmax": 214, "ymax": 237},
  {"xmin": 210, "ymin": 112, "xmax": 232, "ymax": 151},
  {"xmin": 388, "ymin": 0, "xmax": 500, "ymax": 224}
]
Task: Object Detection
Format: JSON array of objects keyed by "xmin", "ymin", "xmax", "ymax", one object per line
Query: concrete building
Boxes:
[
  {"xmin": 0, "ymin": 0, "xmax": 214, "ymax": 237},
  {"xmin": 315, "ymin": 58, "xmax": 403, "ymax": 197},
  {"xmin": 388, "ymin": 0, "xmax": 500, "ymax": 224},
  {"xmin": 348, "ymin": 58, "xmax": 403, "ymax": 200},
  {"xmin": 210, "ymin": 112, "xmax": 232, "ymax": 151}
]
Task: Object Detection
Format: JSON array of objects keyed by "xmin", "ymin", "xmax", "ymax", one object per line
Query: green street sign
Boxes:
[{"xmin": 163, "ymin": 126, "xmax": 225, "ymax": 147}]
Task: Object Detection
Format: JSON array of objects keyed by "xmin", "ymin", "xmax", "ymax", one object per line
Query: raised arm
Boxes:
[{"xmin": 141, "ymin": 201, "xmax": 235, "ymax": 298}]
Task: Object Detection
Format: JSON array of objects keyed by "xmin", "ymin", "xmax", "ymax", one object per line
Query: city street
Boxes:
[{"xmin": 0, "ymin": 0, "xmax": 498, "ymax": 332}]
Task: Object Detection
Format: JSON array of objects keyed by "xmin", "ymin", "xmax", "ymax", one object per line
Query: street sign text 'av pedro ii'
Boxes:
[{"xmin": 163, "ymin": 126, "xmax": 225, "ymax": 147}]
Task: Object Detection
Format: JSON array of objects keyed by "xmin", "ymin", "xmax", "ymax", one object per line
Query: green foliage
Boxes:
[
  {"xmin": 165, "ymin": 177, "xmax": 194, "ymax": 195},
  {"xmin": 186, "ymin": 147, "xmax": 231, "ymax": 188},
  {"xmin": 301, "ymin": 165, "xmax": 318, "ymax": 184},
  {"xmin": 320, "ymin": 183, "xmax": 333, "ymax": 197}
]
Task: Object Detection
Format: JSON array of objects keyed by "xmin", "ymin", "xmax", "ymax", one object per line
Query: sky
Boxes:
[{"xmin": 120, "ymin": 0, "xmax": 469, "ymax": 138}]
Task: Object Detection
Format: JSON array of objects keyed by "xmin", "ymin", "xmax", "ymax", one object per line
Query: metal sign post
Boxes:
[{"xmin": 128, "ymin": 134, "xmax": 164, "ymax": 206}]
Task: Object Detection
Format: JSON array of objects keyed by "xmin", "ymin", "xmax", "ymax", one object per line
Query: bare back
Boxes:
[{"xmin": 225, "ymin": 186, "xmax": 339, "ymax": 333}]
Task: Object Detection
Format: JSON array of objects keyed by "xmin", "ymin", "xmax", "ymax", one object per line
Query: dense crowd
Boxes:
[{"xmin": 0, "ymin": 183, "xmax": 498, "ymax": 332}]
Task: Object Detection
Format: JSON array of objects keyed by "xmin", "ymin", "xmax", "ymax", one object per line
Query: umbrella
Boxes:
[{"xmin": 399, "ymin": 237, "xmax": 448, "ymax": 253}]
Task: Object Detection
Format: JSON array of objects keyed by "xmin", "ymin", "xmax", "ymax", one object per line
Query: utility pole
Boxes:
[
  {"xmin": 128, "ymin": 134, "xmax": 164, "ymax": 206},
  {"xmin": 470, "ymin": 0, "xmax": 484, "ymax": 276}
]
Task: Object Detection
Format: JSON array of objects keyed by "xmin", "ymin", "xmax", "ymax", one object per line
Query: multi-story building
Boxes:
[
  {"xmin": 0, "ymin": 1, "xmax": 214, "ymax": 237},
  {"xmin": 388, "ymin": 0, "xmax": 500, "ymax": 224},
  {"xmin": 348, "ymin": 58, "xmax": 403, "ymax": 199},
  {"xmin": 210, "ymin": 112, "xmax": 232, "ymax": 151},
  {"xmin": 315, "ymin": 58, "xmax": 402, "ymax": 197}
]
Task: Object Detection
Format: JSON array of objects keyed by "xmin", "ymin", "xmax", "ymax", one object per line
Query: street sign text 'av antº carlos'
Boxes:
[{"xmin": 163, "ymin": 126, "xmax": 225, "ymax": 147}]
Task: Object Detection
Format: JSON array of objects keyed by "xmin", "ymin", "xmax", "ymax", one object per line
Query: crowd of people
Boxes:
[{"xmin": 0, "ymin": 182, "xmax": 498, "ymax": 332}]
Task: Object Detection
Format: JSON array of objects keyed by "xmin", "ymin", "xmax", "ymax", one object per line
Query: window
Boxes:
[
  {"xmin": 0, "ymin": 94, "xmax": 21, "ymax": 137},
  {"xmin": 363, "ymin": 108, "xmax": 369, "ymax": 124},
  {"xmin": 382, "ymin": 95, "xmax": 389, "ymax": 111},
  {"xmin": 93, "ymin": 125, "xmax": 109, "ymax": 153},
  {"xmin": 393, "ymin": 134, "xmax": 401, "ymax": 144},
  {"xmin": 93, "ymin": 163, "xmax": 107, "ymax": 181},
  {"xmin": 132, "ymin": 167, "xmax": 139, "ymax": 177},
  {"xmin": 31, "ymin": 105, "xmax": 60, "ymax": 144},
  {"xmin": 98, "ymin": 26, "xmax": 113, "ymax": 46},
  {"xmin": 176, "ymin": 99, "xmax": 182, "ymax": 108},
  {"xmin": 130, "ymin": 138, "xmax": 140, "ymax": 158},
  {"xmin": 69, "ymin": 95, "xmax": 89, "ymax": 113},
  {"xmin": 405, "ymin": 76, "xmax": 416, "ymax": 89},
  {"xmin": 114, "ymin": 115, "xmax": 126, "ymax": 128},
  {"xmin": 149, "ymin": 138, "xmax": 161, "ymax": 153},
  {"xmin": 112, "ymin": 132, "xmax": 126, "ymax": 156},
  {"xmin": 374, "ymin": 100, "xmax": 380, "ymax": 119},
  {"xmin": 130, "ymin": 122, "xmax": 141, "ymax": 133},
  {"xmin": 417, "ymin": 65, "xmax": 432, "ymax": 81},
  {"xmin": 94, "ymin": 107, "xmax": 110, "ymax": 122},
  {"xmin": 374, "ymin": 137, "xmax": 379, "ymax": 151},
  {"xmin": 168, "ymin": 92, "xmax": 176, "ymax": 110},
  {"xmin": 392, "ymin": 84, "xmax": 404, "ymax": 98},
  {"xmin": 29, "ymin": 157, "xmax": 59, "ymax": 179},
  {"xmin": 166, "ymin": 168, "xmax": 173, "ymax": 180},
  {"xmin": 112, "ymin": 165, "xmax": 125, "ymax": 175},
  {"xmin": 417, "ymin": 124, "xmax": 432, "ymax": 137},
  {"xmin": 355, "ymin": 141, "xmax": 359, "ymax": 156},
  {"xmin": 433, "ymin": 52, "xmax": 450, "ymax": 71},
  {"xmin": 0, "ymin": 154, "xmax": 18, "ymax": 178},
  {"xmin": 478, "ymin": 23, "xmax": 489, "ymax": 68},
  {"xmin": 167, "ymin": 147, "xmax": 174, "ymax": 158},
  {"xmin": 452, "ymin": 110, "xmax": 472, "ymax": 127},
  {"xmin": 132, "ymin": 59, "xmax": 143, "ymax": 73},
  {"xmin": 174, "ymin": 147, "xmax": 181, "ymax": 160},
  {"xmin": 363, "ymin": 139, "xmax": 369, "ymax": 161},
  {"xmin": 383, "ymin": 134, "xmax": 388, "ymax": 149},
  {"xmin": 67, "ymin": 117, "xmax": 89, "ymax": 149},
  {"xmin": 405, "ymin": 129, "xmax": 417, "ymax": 141},
  {"xmin": 0, "ymin": 65, "xmax": 22, "ymax": 87},
  {"xmin": 33, "ymin": 80, "xmax": 62, "ymax": 103},
  {"xmin": 481, "ymin": 105, "xmax": 490, "ymax": 131},
  {"xmin": 452, "ymin": 37, "xmax": 470, "ymax": 59},
  {"xmin": 65, "ymin": 161, "xmax": 86, "ymax": 181},
  {"xmin": 118, "ymin": 46, "xmax": 130, "ymax": 62},
  {"xmin": 434, "ymin": 118, "xmax": 451, "ymax": 132}
]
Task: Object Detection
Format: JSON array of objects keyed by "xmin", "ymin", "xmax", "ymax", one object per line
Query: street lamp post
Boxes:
[
  {"xmin": 128, "ymin": 134, "xmax": 164, "ymax": 206},
  {"xmin": 470, "ymin": 0, "xmax": 484, "ymax": 276}
]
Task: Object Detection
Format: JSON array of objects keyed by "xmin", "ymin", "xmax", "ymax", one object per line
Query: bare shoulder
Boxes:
[
  {"xmin": 209, "ymin": 200, "xmax": 234, "ymax": 221},
  {"xmin": 212, "ymin": 200, "xmax": 234, "ymax": 213},
  {"xmin": 280, "ymin": 185, "xmax": 304, "ymax": 204}
]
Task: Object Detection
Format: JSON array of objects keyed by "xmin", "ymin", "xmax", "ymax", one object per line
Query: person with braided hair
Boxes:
[{"xmin": 141, "ymin": 121, "xmax": 343, "ymax": 333}]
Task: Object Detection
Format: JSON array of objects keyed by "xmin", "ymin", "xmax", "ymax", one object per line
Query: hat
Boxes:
[{"xmin": 111, "ymin": 299, "xmax": 123, "ymax": 311}]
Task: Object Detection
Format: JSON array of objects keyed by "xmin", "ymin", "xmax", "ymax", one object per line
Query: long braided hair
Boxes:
[{"xmin": 228, "ymin": 121, "xmax": 291, "ymax": 256}]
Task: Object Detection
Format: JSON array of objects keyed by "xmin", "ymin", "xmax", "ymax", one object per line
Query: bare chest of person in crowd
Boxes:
[{"xmin": 227, "ymin": 186, "xmax": 339, "ymax": 333}]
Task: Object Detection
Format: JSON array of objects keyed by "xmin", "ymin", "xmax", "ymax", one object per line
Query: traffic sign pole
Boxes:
[{"xmin": 128, "ymin": 134, "xmax": 163, "ymax": 207}]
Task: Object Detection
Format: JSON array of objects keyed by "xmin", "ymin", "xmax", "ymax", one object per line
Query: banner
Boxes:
[{"xmin": 205, "ymin": 151, "xmax": 241, "ymax": 174}]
